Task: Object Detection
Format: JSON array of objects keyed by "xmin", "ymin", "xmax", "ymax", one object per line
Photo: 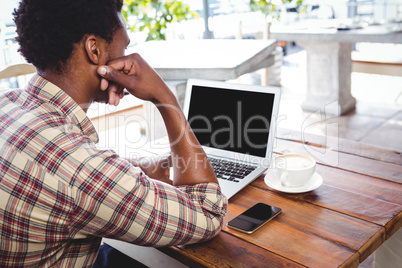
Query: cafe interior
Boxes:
[{"xmin": 0, "ymin": 0, "xmax": 401, "ymax": 267}]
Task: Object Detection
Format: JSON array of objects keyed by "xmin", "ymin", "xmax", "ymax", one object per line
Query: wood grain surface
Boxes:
[{"xmin": 159, "ymin": 128, "xmax": 402, "ymax": 267}]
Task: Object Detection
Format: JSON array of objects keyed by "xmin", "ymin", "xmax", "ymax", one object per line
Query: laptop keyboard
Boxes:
[{"xmin": 209, "ymin": 157, "xmax": 257, "ymax": 183}]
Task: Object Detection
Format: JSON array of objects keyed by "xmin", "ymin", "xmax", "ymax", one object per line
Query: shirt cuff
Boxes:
[{"xmin": 177, "ymin": 183, "xmax": 228, "ymax": 217}]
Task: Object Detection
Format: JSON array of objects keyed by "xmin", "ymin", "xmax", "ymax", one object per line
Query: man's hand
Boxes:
[
  {"xmin": 98, "ymin": 53, "xmax": 175, "ymax": 105},
  {"xmin": 98, "ymin": 53, "xmax": 218, "ymax": 186}
]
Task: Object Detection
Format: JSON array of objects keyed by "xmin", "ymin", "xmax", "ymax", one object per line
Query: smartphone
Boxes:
[{"xmin": 227, "ymin": 203, "xmax": 282, "ymax": 234}]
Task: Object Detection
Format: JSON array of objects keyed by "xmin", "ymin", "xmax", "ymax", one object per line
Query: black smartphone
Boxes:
[{"xmin": 227, "ymin": 203, "xmax": 282, "ymax": 234}]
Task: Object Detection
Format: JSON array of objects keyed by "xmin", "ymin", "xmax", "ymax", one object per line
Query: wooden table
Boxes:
[
  {"xmin": 103, "ymin": 126, "xmax": 402, "ymax": 267},
  {"xmin": 270, "ymin": 19, "xmax": 402, "ymax": 116}
]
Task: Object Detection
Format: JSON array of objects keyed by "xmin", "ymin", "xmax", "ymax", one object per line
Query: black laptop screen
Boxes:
[{"xmin": 187, "ymin": 85, "xmax": 275, "ymax": 157}]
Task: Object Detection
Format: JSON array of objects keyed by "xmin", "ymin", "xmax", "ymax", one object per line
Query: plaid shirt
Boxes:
[{"xmin": 0, "ymin": 74, "xmax": 227, "ymax": 267}]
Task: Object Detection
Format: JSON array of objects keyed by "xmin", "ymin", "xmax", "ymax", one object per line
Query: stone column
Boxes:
[{"xmin": 299, "ymin": 41, "xmax": 356, "ymax": 115}]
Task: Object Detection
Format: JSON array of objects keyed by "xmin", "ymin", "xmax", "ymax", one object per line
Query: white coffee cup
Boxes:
[{"xmin": 274, "ymin": 153, "xmax": 316, "ymax": 187}]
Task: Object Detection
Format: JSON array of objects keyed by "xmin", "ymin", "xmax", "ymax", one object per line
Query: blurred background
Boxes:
[{"xmin": 1, "ymin": 0, "xmax": 402, "ymax": 152}]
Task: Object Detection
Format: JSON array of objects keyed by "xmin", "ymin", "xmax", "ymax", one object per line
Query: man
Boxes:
[{"xmin": 0, "ymin": 0, "xmax": 227, "ymax": 267}]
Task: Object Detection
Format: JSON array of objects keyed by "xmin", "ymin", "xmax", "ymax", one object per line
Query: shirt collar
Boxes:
[{"xmin": 27, "ymin": 74, "xmax": 99, "ymax": 143}]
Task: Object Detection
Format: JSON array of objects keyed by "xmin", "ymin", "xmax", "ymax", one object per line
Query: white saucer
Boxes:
[{"xmin": 264, "ymin": 171, "xmax": 323, "ymax": 194}]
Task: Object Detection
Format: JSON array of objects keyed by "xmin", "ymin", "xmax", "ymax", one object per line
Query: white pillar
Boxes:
[{"xmin": 299, "ymin": 40, "xmax": 356, "ymax": 115}]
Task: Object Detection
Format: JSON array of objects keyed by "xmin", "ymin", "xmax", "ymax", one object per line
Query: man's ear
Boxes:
[{"xmin": 85, "ymin": 35, "xmax": 101, "ymax": 65}]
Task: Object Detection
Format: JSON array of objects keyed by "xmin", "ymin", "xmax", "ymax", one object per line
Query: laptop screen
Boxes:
[{"xmin": 187, "ymin": 85, "xmax": 275, "ymax": 157}]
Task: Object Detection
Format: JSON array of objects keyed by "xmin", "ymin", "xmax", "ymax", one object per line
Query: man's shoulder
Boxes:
[
  {"xmin": 0, "ymin": 88, "xmax": 26, "ymax": 104},
  {"xmin": 0, "ymin": 88, "xmax": 86, "ymax": 153},
  {"xmin": 0, "ymin": 88, "xmax": 65, "ymax": 125},
  {"xmin": 0, "ymin": 87, "xmax": 44, "ymax": 112}
]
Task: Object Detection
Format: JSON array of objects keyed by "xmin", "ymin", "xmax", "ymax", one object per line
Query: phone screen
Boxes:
[{"xmin": 227, "ymin": 203, "xmax": 281, "ymax": 234}]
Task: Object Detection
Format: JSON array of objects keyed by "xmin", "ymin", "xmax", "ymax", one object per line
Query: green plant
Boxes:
[
  {"xmin": 249, "ymin": 0, "xmax": 306, "ymax": 19},
  {"xmin": 122, "ymin": 0, "xmax": 198, "ymax": 41}
]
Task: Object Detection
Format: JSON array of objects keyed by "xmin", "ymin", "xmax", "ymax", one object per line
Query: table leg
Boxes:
[
  {"xmin": 373, "ymin": 227, "xmax": 402, "ymax": 268},
  {"xmin": 298, "ymin": 41, "xmax": 356, "ymax": 116},
  {"xmin": 102, "ymin": 239, "xmax": 188, "ymax": 268}
]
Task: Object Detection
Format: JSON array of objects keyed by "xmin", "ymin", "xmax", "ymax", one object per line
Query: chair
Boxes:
[
  {"xmin": 352, "ymin": 43, "xmax": 402, "ymax": 77},
  {"xmin": 0, "ymin": 63, "xmax": 36, "ymax": 80},
  {"xmin": 0, "ymin": 63, "xmax": 36, "ymax": 88}
]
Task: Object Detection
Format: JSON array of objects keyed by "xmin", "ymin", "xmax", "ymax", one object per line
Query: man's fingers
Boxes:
[
  {"xmin": 107, "ymin": 83, "xmax": 124, "ymax": 106},
  {"xmin": 100, "ymin": 78, "xmax": 109, "ymax": 91},
  {"xmin": 97, "ymin": 66, "xmax": 133, "ymax": 89}
]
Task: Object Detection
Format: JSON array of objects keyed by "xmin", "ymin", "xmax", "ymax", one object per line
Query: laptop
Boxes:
[{"xmin": 183, "ymin": 79, "xmax": 281, "ymax": 199}]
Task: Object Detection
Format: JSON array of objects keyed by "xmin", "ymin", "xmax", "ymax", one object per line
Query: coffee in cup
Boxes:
[{"xmin": 274, "ymin": 154, "xmax": 316, "ymax": 187}]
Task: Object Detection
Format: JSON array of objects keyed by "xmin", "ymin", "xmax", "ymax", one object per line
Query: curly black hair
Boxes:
[{"xmin": 13, "ymin": 0, "xmax": 124, "ymax": 73}]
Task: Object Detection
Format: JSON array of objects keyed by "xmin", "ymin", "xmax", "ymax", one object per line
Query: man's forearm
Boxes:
[
  {"xmin": 155, "ymin": 96, "xmax": 218, "ymax": 186},
  {"xmin": 97, "ymin": 54, "xmax": 218, "ymax": 187}
]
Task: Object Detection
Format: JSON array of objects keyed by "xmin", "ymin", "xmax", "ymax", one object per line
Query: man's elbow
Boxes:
[{"xmin": 200, "ymin": 213, "xmax": 225, "ymax": 242}]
